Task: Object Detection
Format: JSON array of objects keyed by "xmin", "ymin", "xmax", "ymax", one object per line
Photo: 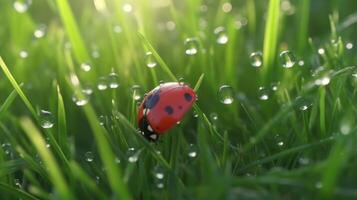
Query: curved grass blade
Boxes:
[
  {"xmin": 19, "ymin": 117, "xmax": 74, "ymax": 200},
  {"xmin": 262, "ymin": 0, "xmax": 281, "ymax": 83},
  {"xmin": 0, "ymin": 89, "xmax": 18, "ymax": 119},
  {"xmin": 56, "ymin": 86, "xmax": 69, "ymax": 157},
  {"xmin": 0, "ymin": 57, "xmax": 36, "ymax": 117},
  {"xmin": 193, "ymin": 73, "xmax": 205, "ymax": 92},
  {"xmin": 54, "ymin": 0, "xmax": 90, "ymax": 62}
]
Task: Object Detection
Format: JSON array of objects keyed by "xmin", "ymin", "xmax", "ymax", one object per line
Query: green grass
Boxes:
[{"xmin": 0, "ymin": 0, "xmax": 357, "ymax": 199}]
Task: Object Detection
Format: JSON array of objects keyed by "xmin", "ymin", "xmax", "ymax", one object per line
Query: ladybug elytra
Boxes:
[{"xmin": 137, "ymin": 82, "xmax": 197, "ymax": 141}]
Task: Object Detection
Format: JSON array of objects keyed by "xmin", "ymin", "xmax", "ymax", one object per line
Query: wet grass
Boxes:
[{"xmin": 0, "ymin": 0, "xmax": 357, "ymax": 199}]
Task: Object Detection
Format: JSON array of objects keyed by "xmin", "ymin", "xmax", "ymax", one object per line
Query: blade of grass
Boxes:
[
  {"xmin": 0, "ymin": 57, "xmax": 36, "ymax": 117},
  {"xmin": 0, "ymin": 89, "xmax": 18, "ymax": 119},
  {"xmin": 63, "ymin": 52, "xmax": 132, "ymax": 200},
  {"xmin": 19, "ymin": 117, "xmax": 74, "ymax": 200},
  {"xmin": 56, "ymin": 85, "xmax": 69, "ymax": 157},
  {"xmin": 54, "ymin": 0, "xmax": 90, "ymax": 62},
  {"xmin": 193, "ymin": 73, "xmax": 205, "ymax": 92},
  {"xmin": 262, "ymin": 0, "xmax": 281, "ymax": 83}
]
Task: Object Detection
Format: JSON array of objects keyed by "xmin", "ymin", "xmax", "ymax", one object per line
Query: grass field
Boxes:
[{"xmin": 0, "ymin": 0, "xmax": 357, "ymax": 199}]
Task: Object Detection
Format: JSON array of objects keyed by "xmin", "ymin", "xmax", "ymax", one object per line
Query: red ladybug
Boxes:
[{"xmin": 137, "ymin": 82, "xmax": 197, "ymax": 141}]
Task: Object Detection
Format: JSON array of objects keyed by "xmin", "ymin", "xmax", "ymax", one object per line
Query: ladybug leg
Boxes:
[{"xmin": 139, "ymin": 116, "xmax": 159, "ymax": 142}]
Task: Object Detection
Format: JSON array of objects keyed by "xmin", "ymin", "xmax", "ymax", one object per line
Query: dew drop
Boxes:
[
  {"xmin": 108, "ymin": 72, "xmax": 119, "ymax": 89},
  {"xmin": 14, "ymin": 179, "xmax": 22, "ymax": 189},
  {"xmin": 188, "ymin": 144, "xmax": 197, "ymax": 158},
  {"xmin": 19, "ymin": 50, "xmax": 28, "ymax": 58},
  {"xmin": 40, "ymin": 110, "xmax": 54, "ymax": 129},
  {"xmin": 13, "ymin": 0, "xmax": 31, "ymax": 13},
  {"xmin": 210, "ymin": 112, "xmax": 218, "ymax": 121},
  {"xmin": 314, "ymin": 76, "xmax": 330, "ymax": 86},
  {"xmin": 127, "ymin": 148, "xmax": 139, "ymax": 163},
  {"xmin": 250, "ymin": 51, "xmax": 263, "ymax": 68},
  {"xmin": 131, "ymin": 85, "xmax": 142, "ymax": 101},
  {"xmin": 222, "ymin": 2, "xmax": 232, "ymax": 13},
  {"xmin": 214, "ymin": 26, "xmax": 228, "ymax": 44},
  {"xmin": 184, "ymin": 38, "xmax": 199, "ymax": 55},
  {"xmin": 1, "ymin": 143, "xmax": 12, "ymax": 155},
  {"xmin": 218, "ymin": 85, "xmax": 234, "ymax": 104},
  {"xmin": 145, "ymin": 52, "xmax": 157, "ymax": 68},
  {"xmin": 85, "ymin": 151, "xmax": 94, "ymax": 162},
  {"xmin": 99, "ymin": 115, "xmax": 105, "ymax": 126},
  {"xmin": 270, "ymin": 82, "xmax": 280, "ymax": 91},
  {"xmin": 72, "ymin": 91, "xmax": 89, "ymax": 106},
  {"xmin": 295, "ymin": 97, "xmax": 312, "ymax": 111},
  {"xmin": 279, "ymin": 50, "xmax": 296, "ymax": 68},
  {"xmin": 298, "ymin": 60, "xmax": 304, "ymax": 66},
  {"xmin": 153, "ymin": 166, "xmax": 165, "ymax": 179},
  {"xmin": 82, "ymin": 85, "xmax": 93, "ymax": 95},
  {"xmin": 80, "ymin": 63, "xmax": 91, "ymax": 72},
  {"xmin": 346, "ymin": 42, "xmax": 353, "ymax": 50},
  {"xmin": 34, "ymin": 25, "xmax": 46, "ymax": 38},
  {"xmin": 122, "ymin": 3, "xmax": 133, "ymax": 13},
  {"xmin": 318, "ymin": 48, "xmax": 325, "ymax": 55},
  {"xmin": 258, "ymin": 87, "xmax": 270, "ymax": 101},
  {"xmin": 45, "ymin": 137, "xmax": 51, "ymax": 148},
  {"xmin": 97, "ymin": 77, "xmax": 108, "ymax": 90}
]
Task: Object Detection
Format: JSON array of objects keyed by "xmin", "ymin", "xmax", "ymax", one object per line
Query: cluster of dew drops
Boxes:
[{"xmin": 11, "ymin": 0, "xmax": 356, "ymax": 187}]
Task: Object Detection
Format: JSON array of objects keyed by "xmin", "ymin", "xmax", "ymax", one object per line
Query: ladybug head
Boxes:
[{"xmin": 138, "ymin": 116, "xmax": 159, "ymax": 142}]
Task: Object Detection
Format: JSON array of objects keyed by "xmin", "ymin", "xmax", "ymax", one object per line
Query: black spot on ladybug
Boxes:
[
  {"xmin": 144, "ymin": 94, "xmax": 160, "ymax": 109},
  {"xmin": 184, "ymin": 93, "xmax": 192, "ymax": 102},
  {"xmin": 165, "ymin": 106, "xmax": 174, "ymax": 115}
]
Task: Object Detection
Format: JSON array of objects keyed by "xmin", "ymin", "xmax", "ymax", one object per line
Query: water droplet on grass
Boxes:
[
  {"xmin": 14, "ymin": 0, "xmax": 31, "ymax": 13},
  {"xmin": 108, "ymin": 72, "xmax": 119, "ymax": 89},
  {"xmin": 210, "ymin": 113, "xmax": 218, "ymax": 121},
  {"xmin": 80, "ymin": 63, "xmax": 91, "ymax": 72},
  {"xmin": 72, "ymin": 91, "xmax": 89, "ymax": 106},
  {"xmin": 279, "ymin": 50, "xmax": 296, "ymax": 68},
  {"xmin": 184, "ymin": 38, "xmax": 199, "ymax": 55},
  {"xmin": 127, "ymin": 148, "xmax": 139, "ymax": 163},
  {"xmin": 19, "ymin": 50, "xmax": 28, "ymax": 58},
  {"xmin": 346, "ymin": 42, "xmax": 353, "ymax": 50},
  {"xmin": 214, "ymin": 27, "xmax": 228, "ymax": 44},
  {"xmin": 314, "ymin": 76, "xmax": 330, "ymax": 86},
  {"xmin": 85, "ymin": 151, "xmax": 94, "ymax": 162},
  {"xmin": 218, "ymin": 85, "xmax": 234, "ymax": 104},
  {"xmin": 34, "ymin": 25, "xmax": 46, "ymax": 38},
  {"xmin": 295, "ymin": 97, "xmax": 312, "ymax": 111},
  {"xmin": 318, "ymin": 48, "xmax": 325, "ymax": 55},
  {"xmin": 258, "ymin": 87, "xmax": 270, "ymax": 101},
  {"xmin": 188, "ymin": 144, "xmax": 197, "ymax": 158},
  {"xmin": 145, "ymin": 52, "xmax": 157, "ymax": 68},
  {"xmin": 131, "ymin": 85, "xmax": 142, "ymax": 100},
  {"xmin": 122, "ymin": 3, "xmax": 133, "ymax": 13},
  {"xmin": 222, "ymin": 2, "xmax": 232, "ymax": 13},
  {"xmin": 1, "ymin": 143, "xmax": 12, "ymax": 155},
  {"xmin": 97, "ymin": 77, "xmax": 108, "ymax": 90},
  {"xmin": 250, "ymin": 51, "xmax": 263, "ymax": 68},
  {"xmin": 153, "ymin": 166, "xmax": 165, "ymax": 179},
  {"xmin": 40, "ymin": 110, "xmax": 54, "ymax": 129}
]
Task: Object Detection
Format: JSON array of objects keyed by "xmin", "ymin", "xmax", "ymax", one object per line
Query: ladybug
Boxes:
[{"xmin": 137, "ymin": 82, "xmax": 197, "ymax": 142}]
